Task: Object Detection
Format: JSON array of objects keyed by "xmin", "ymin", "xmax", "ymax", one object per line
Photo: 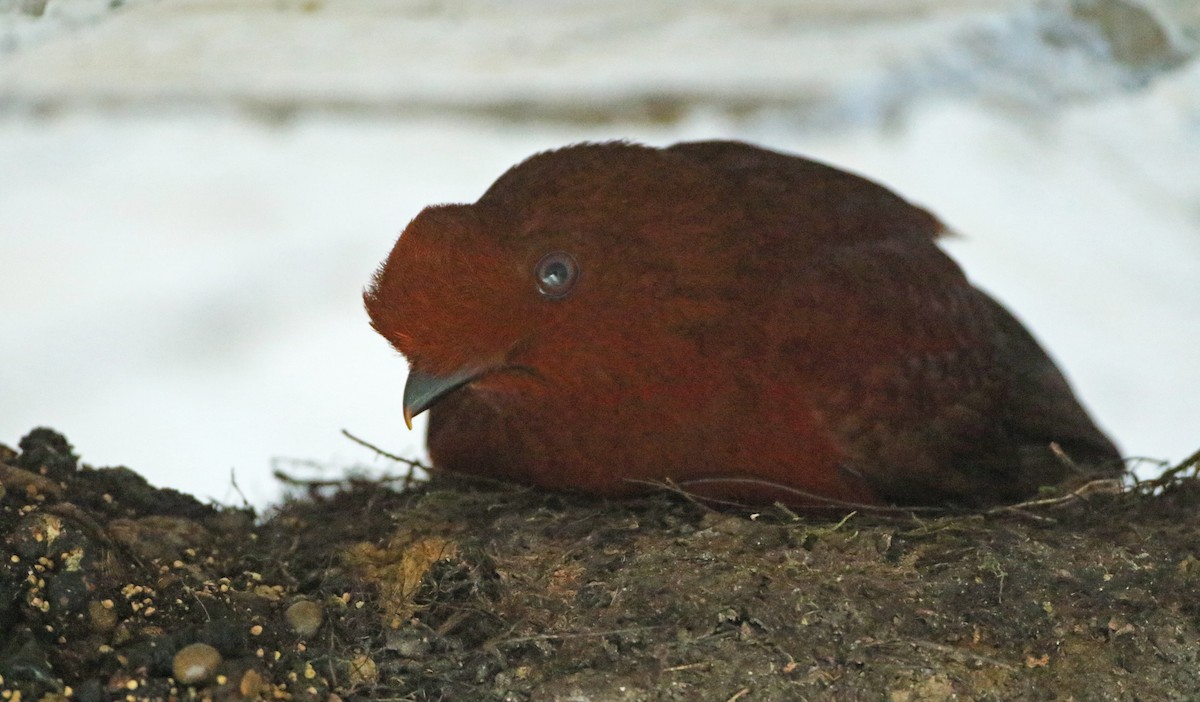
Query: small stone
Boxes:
[
  {"xmin": 172, "ymin": 643, "xmax": 222, "ymax": 685},
  {"xmin": 10, "ymin": 513, "xmax": 65, "ymax": 559},
  {"xmin": 348, "ymin": 654, "xmax": 378, "ymax": 687},
  {"xmin": 238, "ymin": 668, "xmax": 265, "ymax": 697},
  {"xmin": 285, "ymin": 600, "xmax": 324, "ymax": 638},
  {"xmin": 385, "ymin": 628, "xmax": 431, "ymax": 657},
  {"xmin": 107, "ymin": 516, "xmax": 214, "ymax": 564}
]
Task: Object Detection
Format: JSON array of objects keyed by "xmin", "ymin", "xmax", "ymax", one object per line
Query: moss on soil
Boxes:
[{"xmin": 2, "ymin": 428, "xmax": 1199, "ymax": 701}]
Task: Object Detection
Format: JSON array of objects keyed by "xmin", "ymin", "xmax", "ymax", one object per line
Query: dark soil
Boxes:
[{"xmin": 2, "ymin": 428, "xmax": 1199, "ymax": 701}]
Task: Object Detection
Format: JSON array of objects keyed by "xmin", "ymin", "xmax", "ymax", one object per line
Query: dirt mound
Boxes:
[{"xmin": 2, "ymin": 428, "xmax": 1198, "ymax": 700}]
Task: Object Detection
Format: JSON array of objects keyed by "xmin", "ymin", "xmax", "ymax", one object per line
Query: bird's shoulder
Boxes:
[{"xmin": 666, "ymin": 140, "xmax": 945, "ymax": 251}]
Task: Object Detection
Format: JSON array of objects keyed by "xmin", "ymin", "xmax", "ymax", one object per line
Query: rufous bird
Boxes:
[{"xmin": 364, "ymin": 140, "xmax": 1121, "ymax": 509}]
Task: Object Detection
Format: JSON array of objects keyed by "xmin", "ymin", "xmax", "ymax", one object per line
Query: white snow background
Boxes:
[{"xmin": 1, "ymin": 0, "xmax": 1198, "ymax": 506}]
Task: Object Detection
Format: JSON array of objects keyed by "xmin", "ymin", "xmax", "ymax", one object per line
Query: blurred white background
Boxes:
[{"xmin": 1, "ymin": 0, "xmax": 1197, "ymax": 506}]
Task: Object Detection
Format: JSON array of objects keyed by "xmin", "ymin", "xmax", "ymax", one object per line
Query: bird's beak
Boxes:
[{"xmin": 402, "ymin": 367, "xmax": 482, "ymax": 429}]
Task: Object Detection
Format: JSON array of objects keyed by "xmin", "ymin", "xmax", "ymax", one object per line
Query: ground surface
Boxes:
[{"xmin": 2, "ymin": 428, "xmax": 1199, "ymax": 701}]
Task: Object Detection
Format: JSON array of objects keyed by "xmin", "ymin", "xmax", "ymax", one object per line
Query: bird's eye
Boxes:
[{"xmin": 535, "ymin": 252, "xmax": 580, "ymax": 299}]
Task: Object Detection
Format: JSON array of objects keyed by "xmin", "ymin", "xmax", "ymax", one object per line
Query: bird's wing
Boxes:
[
  {"xmin": 673, "ymin": 139, "xmax": 1121, "ymax": 505},
  {"xmin": 977, "ymin": 291, "xmax": 1122, "ymax": 471},
  {"xmin": 778, "ymin": 237, "xmax": 1121, "ymax": 505},
  {"xmin": 666, "ymin": 140, "xmax": 945, "ymax": 248}
]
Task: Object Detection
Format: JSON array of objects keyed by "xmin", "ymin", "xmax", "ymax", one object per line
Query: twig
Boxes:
[
  {"xmin": 980, "ymin": 477, "xmax": 1124, "ymax": 522},
  {"xmin": 1049, "ymin": 441, "xmax": 1083, "ymax": 475},
  {"xmin": 624, "ymin": 477, "xmax": 724, "ymax": 513},
  {"xmin": 868, "ymin": 638, "xmax": 1017, "ymax": 670},
  {"xmin": 342, "ymin": 429, "xmax": 430, "ymax": 470},
  {"xmin": 495, "ymin": 624, "xmax": 671, "ymax": 646},
  {"xmin": 662, "ymin": 662, "xmax": 711, "ymax": 673},
  {"xmin": 342, "ymin": 429, "xmax": 430, "ymax": 489},
  {"xmin": 1136, "ymin": 446, "xmax": 1200, "ymax": 491},
  {"xmin": 625, "ymin": 476, "xmax": 950, "ymax": 517},
  {"xmin": 434, "ymin": 608, "xmax": 474, "ymax": 637},
  {"xmin": 771, "ymin": 501, "xmax": 801, "ymax": 521},
  {"xmin": 829, "ymin": 510, "xmax": 857, "ymax": 532},
  {"xmin": 271, "ymin": 468, "xmax": 349, "ymax": 489}
]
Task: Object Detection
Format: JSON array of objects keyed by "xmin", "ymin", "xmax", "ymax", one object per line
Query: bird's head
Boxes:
[{"xmin": 363, "ymin": 141, "xmax": 742, "ymax": 429}]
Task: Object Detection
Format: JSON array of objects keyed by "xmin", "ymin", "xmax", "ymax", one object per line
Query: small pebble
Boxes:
[
  {"xmin": 172, "ymin": 642, "xmax": 222, "ymax": 685},
  {"xmin": 385, "ymin": 628, "xmax": 431, "ymax": 657},
  {"xmin": 239, "ymin": 668, "xmax": 265, "ymax": 697},
  {"xmin": 348, "ymin": 654, "xmax": 378, "ymax": 686},
  {"xmin": 88, "ymin": 599, "xmax": 118, "ymax": 633},
  {"xmin": 285, "ymin": 599, "xmax": 324, "ymax": 637}
]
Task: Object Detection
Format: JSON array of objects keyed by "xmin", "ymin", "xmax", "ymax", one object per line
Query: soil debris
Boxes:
[{"xmin": 2, "ymin": 427, "xmax": 1199, "ymax": 700}]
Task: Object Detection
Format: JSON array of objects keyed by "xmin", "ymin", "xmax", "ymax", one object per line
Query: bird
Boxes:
[{"xmin": 364, "ymin": 140, "xmax": 1121, "ymax": 510}]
